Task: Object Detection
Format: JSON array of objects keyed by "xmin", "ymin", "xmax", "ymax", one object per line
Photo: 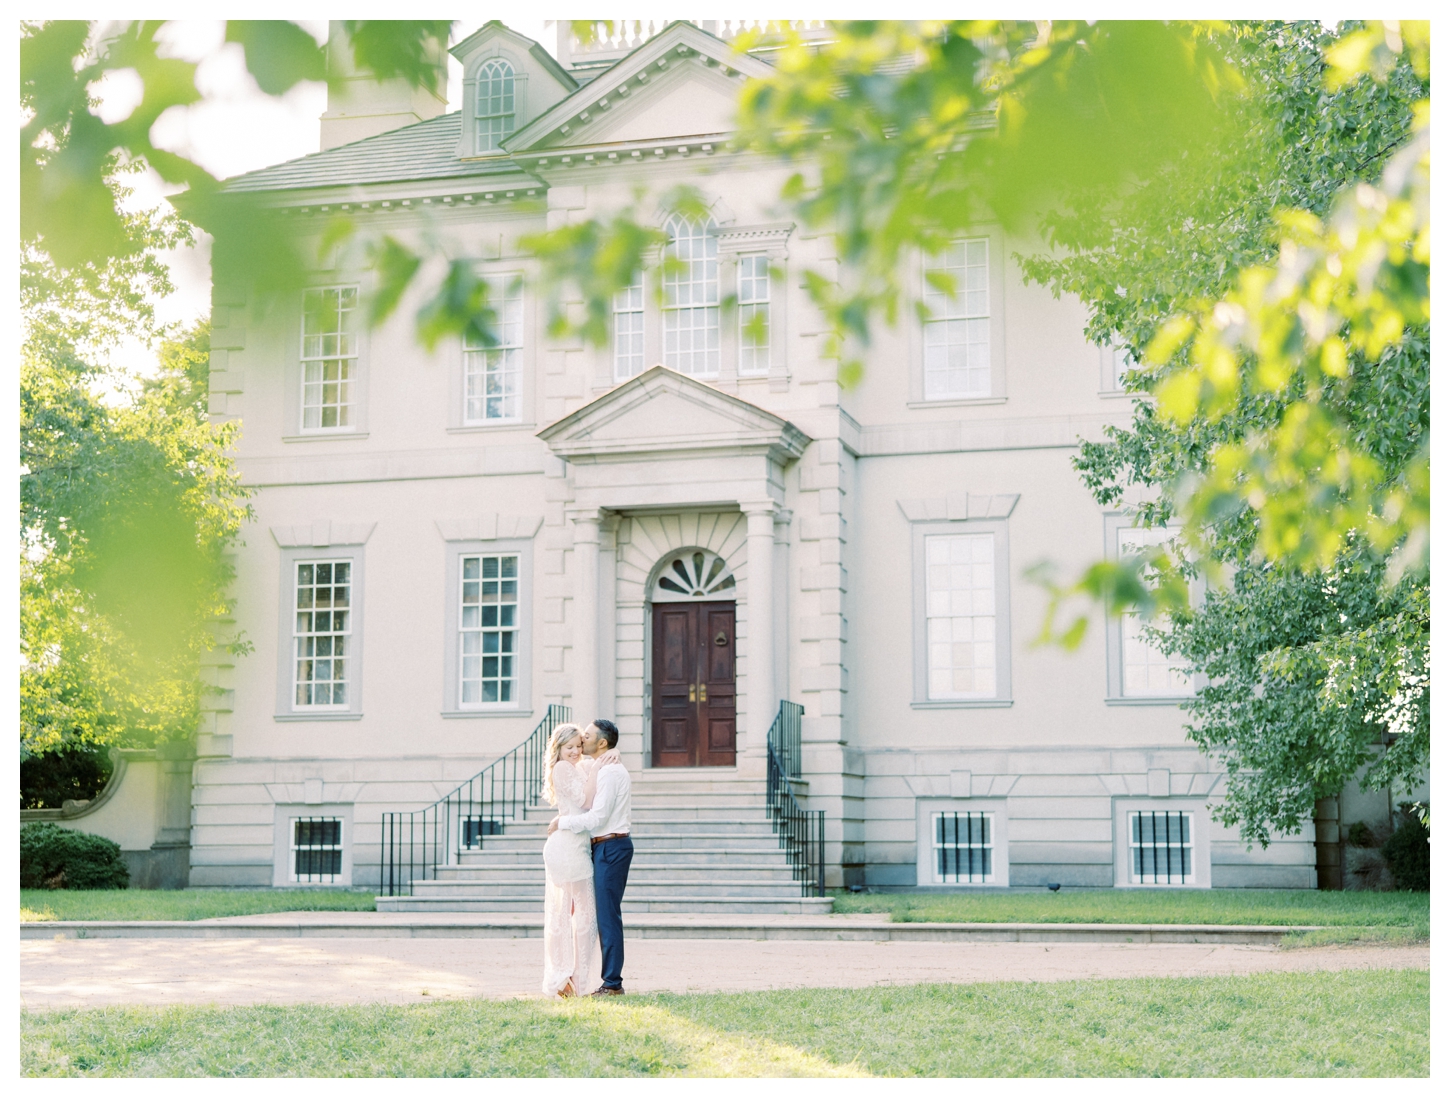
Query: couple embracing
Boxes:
[{"xmin": 540, "ymin": 718, "xmax": 633, "ymax": 998}]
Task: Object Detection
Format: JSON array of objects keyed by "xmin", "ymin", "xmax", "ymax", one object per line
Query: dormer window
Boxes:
[{"xmin": 476, "ymin": 59, "xmax": 516, "ymax": 152}]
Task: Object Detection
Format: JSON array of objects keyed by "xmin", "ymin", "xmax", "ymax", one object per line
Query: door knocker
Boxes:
[{"xmin": 714, "ymin": 631, "xmax": 729, "ymax": 646}]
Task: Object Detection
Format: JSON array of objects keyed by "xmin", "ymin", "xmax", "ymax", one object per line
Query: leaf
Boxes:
[{"xmin": 226, "ymin": 21, "xmax": 326, "ymax": 96}]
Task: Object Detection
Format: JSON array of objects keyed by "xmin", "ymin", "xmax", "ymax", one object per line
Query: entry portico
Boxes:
[{"xmin": 539, "ymin": 365, "xmax": 810, "ymax": 774}]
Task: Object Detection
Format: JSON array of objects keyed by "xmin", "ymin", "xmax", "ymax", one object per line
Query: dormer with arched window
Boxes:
[{"xmin": 450, "ymin": 22, "xmax": 578, "ymax": 159}]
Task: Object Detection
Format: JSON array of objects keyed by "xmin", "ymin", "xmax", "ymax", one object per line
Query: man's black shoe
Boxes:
[{"xmin": 589, "ymin": 985, "xmax": 624, "ymax": 997}]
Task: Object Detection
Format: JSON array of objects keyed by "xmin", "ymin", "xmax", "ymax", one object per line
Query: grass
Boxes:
[
  {"xmin": 20, "ymin": 889, "xmax": 376, "ymax": 923},
  {"xmin": 20, "ymin": 969, "xmax": 1428, "ymax": 1077},
  {"xmin": 831, "ymin": 888, "xmax": 1429, "ymax": 939}
]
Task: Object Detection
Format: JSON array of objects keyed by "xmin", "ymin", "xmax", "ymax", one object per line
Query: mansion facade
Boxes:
[{"xmin": 191, "ymin": 20, "xmax": 1315, "ymax": 893}]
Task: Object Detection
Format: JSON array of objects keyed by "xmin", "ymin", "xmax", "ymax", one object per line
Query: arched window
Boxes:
[
  {"xmin": 662, "ymin": 215, "xmax": 719, "ymax": 378},
  {"xmin": 475, "ymin": 59, "xmax": 516, "ymax": 152},
  {"xmin": 653, "ymin": 550, "xmax": 736, "ymax": 602}
]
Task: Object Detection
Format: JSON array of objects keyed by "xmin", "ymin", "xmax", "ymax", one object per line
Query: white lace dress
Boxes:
[{"xmin": 541, "ymin": 758, "xmax": 599, "ymax": 996}]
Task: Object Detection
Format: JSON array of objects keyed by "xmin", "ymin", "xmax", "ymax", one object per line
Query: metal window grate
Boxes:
[
  {"xmin": 459, "ymin": 816, "xmax": 505, "ymax": 849},
  {"xmin": 292, "ymin": 816, "xmax": 343, "ymax": 883},
  {"xmin": 1129, "ymin": 810, "xmax": 1193, "ymax": 884},
  {"xmin": 932, "ymin": 811, "xmax": 994, "ymax": 883}
]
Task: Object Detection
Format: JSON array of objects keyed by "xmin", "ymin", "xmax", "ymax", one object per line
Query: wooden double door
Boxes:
[{"xmin": 651, "ymin": 600, "xmax": 736, "ymax": 767}]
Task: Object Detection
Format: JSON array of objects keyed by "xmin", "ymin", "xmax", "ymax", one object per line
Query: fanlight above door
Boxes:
[{"xmin": 653, "ymin": 550, "xmax": 736, "ymax": 602}]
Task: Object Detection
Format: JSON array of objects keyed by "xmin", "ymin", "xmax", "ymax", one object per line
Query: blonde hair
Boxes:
[{"xmin": 542, "ymin": 723, "xmax": 582, "ymax": 806}]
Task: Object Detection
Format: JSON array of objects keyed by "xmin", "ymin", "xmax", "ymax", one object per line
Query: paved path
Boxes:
[{"xmin": 19, "ymin": 937, "xmax": 1427, "ymax": 1009}]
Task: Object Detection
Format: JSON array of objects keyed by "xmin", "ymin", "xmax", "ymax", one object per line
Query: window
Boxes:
[
  {"xmin": 931, "ymin": 811, "xmax": 996, "ymax": 883},
  {"xmin": 662, "ymin": 215, "xmax": 719, "ymax": 377},
  {"xmin": 463, "ymin": 278, "xmax": 523, "ymax": 423},
  {"xmin": 738, "ymin": 254, "xmax": 771, "ymax": 376},
  {"xmin": 441, "ymin": 536, "xmax": 531, "ymax": 717},
  {"xmin": 906, "ymin": 505, "xmax": 1015, "ymax": 707},
  {"xmin": 290, "ymin": 816, "xmax": 343, "ymax": 883},
  {"xmin": 1128, "ymin": 810, "xmax": 1193, "ymax": 885},
  {"xmin": 925, "ymin": 532, "xmax": 997, "ymax": 700},
  {"xmin": 300, "ymin": 286, "xmax": 358, "ymax": 430},
  {"xmin": 923, "ymin": 238, "xmax": 990, "ymax": 400},
  {"xmin": 459, "ymin": 553, "xmax": 520, "ymax": 706},
  {"xmin": 293, "ymin": 560, "xmax": 351, "ymax": 708},
  {"xmin": 1116, "ymin": 526, "xmax": 1193, "ymax": 698},
  {"xmin": 916, "ymin": 798, "xmax": 1009, "ymax": 886},
  {"xmin": 613, "ymin": 271, "xmax": 645, "ymax": 381},
  {"xmin": 475, "ymin": 59, "xmax": 516, "ymax": 152}
]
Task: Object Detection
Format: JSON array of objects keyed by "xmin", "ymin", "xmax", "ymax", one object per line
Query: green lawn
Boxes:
[
  {"xmin": 20, "ymin": 889, "xmax": 376, "ymax": 922},
  {"xmin": 21, "ymin": 970, "xmax": 1428, "ymax": 1077},
  {"xmin": 831, "ymin": 888, "xmax": 1429, "ymax": 938}
]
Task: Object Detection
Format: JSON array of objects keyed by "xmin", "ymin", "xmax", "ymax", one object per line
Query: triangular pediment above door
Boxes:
[
  {"xmin": 537, "ymin": 366, "xmax": 810, "ymax": 464},
  {"xmin": 504, "ymin": 22, "xmax": 774, "ymax": 154}
]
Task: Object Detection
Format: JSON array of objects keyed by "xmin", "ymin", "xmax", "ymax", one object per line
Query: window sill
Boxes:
[
  {"xmin": 442, "ymin": 709, "xmax": 534, "ymax": 719},
  {"xmin": 282, "ymin": 432, "xmax": 369, "ymax": 444},
  {"xmin": 1098, "ymin": 389, "xmax": 1132, "ymax": 399},
  {"xmin": 447, "ymin": 422, "xmax": 534, "ymax": 435},
  {"xmin": 906, "ymin": 397, "xmax": 1007, "ymax": 410},
  {"xmin": 1105, "ymin": 696, "xmax": 1192, "ymax": 707},
  {"xmin": 911, "ymin": 699, "xmax": 1013, "ymax": 710},
  {"xmin": 275, "ymin": 712, "xmax": 363, "ymax": 722}
]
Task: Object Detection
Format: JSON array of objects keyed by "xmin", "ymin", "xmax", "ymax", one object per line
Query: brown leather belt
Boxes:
[{"xmin": 591, "ymin": 832, "xmax": 629, "ymax": 846}]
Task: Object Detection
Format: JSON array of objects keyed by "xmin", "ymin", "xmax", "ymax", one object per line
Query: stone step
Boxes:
[
  {"xmin": 414, "ymin": 876, "xmax": 812, "ymax": 893},
  {"xmin": 457, "ymin": 843, "xmax": 788, "ymax": 866},
  {"xmin": 433, "ymin": 863, "xmax": 799, "ymax": 883},
  {"xmin": 375, "ymin": 896, "xmax": 834, "ymax": 915}
]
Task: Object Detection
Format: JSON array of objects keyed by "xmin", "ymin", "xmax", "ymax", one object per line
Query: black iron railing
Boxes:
[
  {"xmin": 765, "ymin": 700, "xmax": 824, "ymax": 897},
  {"xmin": 769, "ymin": 694, "xmax": 803, "ymax": 779},
  {"xmin": 380, "ymin": 704, "xmax": 570, "ymax": 896}
]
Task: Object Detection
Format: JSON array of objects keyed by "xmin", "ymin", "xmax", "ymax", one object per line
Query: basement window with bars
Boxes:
[
  {"xmin": 291, "ymin": 816, "xmax": 344, "ymax": 883},
  {"xmin": 931, "ymin": 810, "xmax": 996, "ymax": 884},
  {"xmin": 1128, "ymin": 810, "xmax": 1194, "ymax": 885},
  {"xmin": 460, "ymin": 815, "xmax": 505, "ymax": 849}
]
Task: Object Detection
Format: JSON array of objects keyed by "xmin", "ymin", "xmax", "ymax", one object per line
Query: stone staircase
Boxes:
[{"xmin": 376, "ymin": 768, "xmax": 832, "ymax": 915}]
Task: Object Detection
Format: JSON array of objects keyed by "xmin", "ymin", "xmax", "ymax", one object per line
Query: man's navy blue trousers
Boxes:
[{"xmin": 591, "ymin": 835, "xmax": 633, "ymax": 989}]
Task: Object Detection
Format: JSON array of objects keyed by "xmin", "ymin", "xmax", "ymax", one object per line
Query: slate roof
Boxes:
[{"xmin": 224, "ymin": 111, "xmax": 527, "ymax": 195}]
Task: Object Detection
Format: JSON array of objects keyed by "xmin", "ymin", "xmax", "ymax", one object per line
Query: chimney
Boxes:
[{"xmin": 318, "ymin": 21, "xmax": 448, "ymax": 151}]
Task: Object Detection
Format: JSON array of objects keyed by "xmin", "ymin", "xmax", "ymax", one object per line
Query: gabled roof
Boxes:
[
  {"xmin": 504, "ymin": 21, "xmax": 775, "ymax": 154},
  {"xmin": 450, "ymin": 20, "xmax": 578, "ymax": 92},
  {"xmin": 538, "ymin": 365, "xmax": 810, "ymax": 464},
  {"xmin": 223, "ymin": 112, "xmax": 526, "ymax": 194}
]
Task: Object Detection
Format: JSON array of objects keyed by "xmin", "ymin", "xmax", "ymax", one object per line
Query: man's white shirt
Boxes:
[{"xmin": 559, "ymin": 761, "xmax": 631, "ymax": 837}]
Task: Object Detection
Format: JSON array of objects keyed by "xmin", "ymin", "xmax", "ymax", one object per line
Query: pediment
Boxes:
[
  {"xmin": 538, "ymin": 366, "xmax": 809, "ymax": 464},
  {"xmin": 505, "ymin": 22, "xmax": 774, "ymax": 154}
]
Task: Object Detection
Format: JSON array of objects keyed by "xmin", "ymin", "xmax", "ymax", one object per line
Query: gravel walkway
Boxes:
[{"xmin": 20, "ymin": 936, "xmax": 1428, "ymax": 1009}]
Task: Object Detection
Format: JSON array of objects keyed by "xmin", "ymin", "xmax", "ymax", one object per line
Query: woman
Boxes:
[{"xmin": 540, "ymin": 723, "xmax": 614, "ymax": 998}]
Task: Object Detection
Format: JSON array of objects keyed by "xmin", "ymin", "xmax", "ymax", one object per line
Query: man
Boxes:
[{"xmin": 548, "ymin": 718, "xmax": 632, "ymax": 996}]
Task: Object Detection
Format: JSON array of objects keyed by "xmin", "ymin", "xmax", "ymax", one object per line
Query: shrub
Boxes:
[
  {"xmin": 19, "ymin": 822, "xmax": 129, "ymax": 890},
  {"xmin": 20, "ymin": 746, "xmax": 114, "ymax": 809},
  {"xmin": 1345, "ymin": 821, "xmax": 1376, "ymax": 848},
  {"xmin": 1382, "ymin": 812, "xmax": 1429, "ymax": 892}
]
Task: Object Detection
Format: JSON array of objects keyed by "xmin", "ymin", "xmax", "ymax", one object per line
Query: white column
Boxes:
[
  {"xmin": 742, "ymin": 500, "xmax": 777, "ymax": 768},
  {"xmin": 569, "ymin": 509, "xmax": 601, "ymax": 725}
]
